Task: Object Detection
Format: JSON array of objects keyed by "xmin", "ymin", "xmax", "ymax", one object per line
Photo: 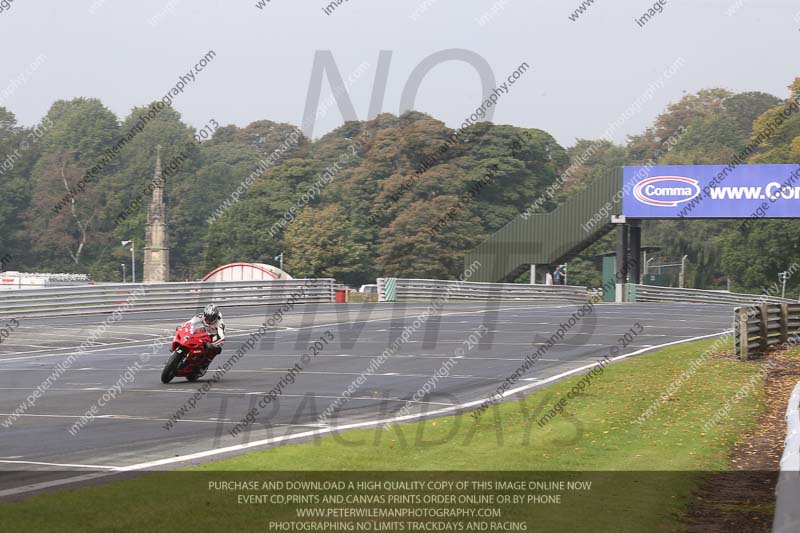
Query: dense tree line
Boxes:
[{"xmin": 1, "ymin": 78, "xmax": 799, "ymax": 295}]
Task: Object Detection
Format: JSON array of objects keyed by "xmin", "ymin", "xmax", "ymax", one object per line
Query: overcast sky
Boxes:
[{"xmin": 0, "ymin": 0, "xmax": 797, "ymax": 147}]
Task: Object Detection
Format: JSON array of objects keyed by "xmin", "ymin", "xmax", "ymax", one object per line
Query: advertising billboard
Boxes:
[{"xmin": 622, "ymin": 164, "xmax": 800, "ymax": 219}]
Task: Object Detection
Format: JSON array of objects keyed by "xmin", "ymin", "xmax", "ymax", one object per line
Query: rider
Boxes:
[{"xmin": 185, "ymin": 304, "xmax": 225, "ymax": 373}]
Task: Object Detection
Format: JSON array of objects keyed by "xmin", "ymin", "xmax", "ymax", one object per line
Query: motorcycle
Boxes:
[{"xmin": 160, "ymin": 318, "xmax": 213, "ymax": 384}]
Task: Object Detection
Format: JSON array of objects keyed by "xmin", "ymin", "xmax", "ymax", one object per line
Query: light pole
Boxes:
[
  {"xmin": 779, "ymin": 271, "xmax": 790, "ymax": 299},
  {"xmin": 121, "ymin": 240, "xmax": 135, "ymax": 284},
  {"xmin": 121, "ymin": 263, "xmax": 126, "ymax": 283},
  {"xmin": 645, "ymin": 257, "xmax": 655, "ymax": 275},
  {"xmin": 678, "ymin": 255, "xmax": 689, "ymax": 288},
  {"xmin": 275, "ymin": 252, "xmax": 284, "ymax": 271}
]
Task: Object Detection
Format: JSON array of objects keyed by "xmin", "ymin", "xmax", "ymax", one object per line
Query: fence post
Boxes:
[
  {"xmin": 738, "ymin": 307, "xmax": 750, "ymax": 361},
  {"xmin": 759, "ymin": 304, "xmax": 769, "ymax": 354},
  {"xmin": 781, "ymin": 303, "xmax": 790, "ymax": 344}
]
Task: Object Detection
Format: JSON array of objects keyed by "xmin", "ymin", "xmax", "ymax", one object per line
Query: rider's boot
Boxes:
[{"xmin": 199, "ymin": 343, "xmax": 221, "ymax": 377}]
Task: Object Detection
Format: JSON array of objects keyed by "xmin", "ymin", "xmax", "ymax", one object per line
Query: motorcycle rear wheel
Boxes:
[{"xmin": 161, "ymin": 350, "xmax": 184, "ymax": 384}]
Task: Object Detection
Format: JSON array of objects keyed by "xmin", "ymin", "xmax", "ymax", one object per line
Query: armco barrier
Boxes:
[
  {"xmin": 734, "ymin": 304, "xmax": 800, "ymax": 360},
  {"xmin": 629, "ymin": 284, "xmax": 797, "ymax": 306},
  {"xmin": 774, "ymin": 382, "xmax": 800, "ymax": 533},
  {"xmin": 377, "ymin": 278, "xmax": 588, "ymax": 303},
  {"xmin": 0, "ymin": 279, "xmax": 335, "ymax": 318}
]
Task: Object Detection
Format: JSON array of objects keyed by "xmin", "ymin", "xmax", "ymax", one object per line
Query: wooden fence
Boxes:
[{"xmin": 734, "ymin": 303, "xmax": 800, "ymax": 360}]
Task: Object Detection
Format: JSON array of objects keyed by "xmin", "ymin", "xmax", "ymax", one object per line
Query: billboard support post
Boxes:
[
  {"xmin": 630, "ymin": 222, "xmax": 641, "ymax": 285},
  {"xmin": 615, "ymin": 224, "xmax": 629, "ymax": 303}
]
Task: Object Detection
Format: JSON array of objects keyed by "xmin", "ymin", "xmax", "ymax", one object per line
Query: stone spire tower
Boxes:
[{"xmin": 143, "ymin": 146, "xmax": 170, "ymax": 282}]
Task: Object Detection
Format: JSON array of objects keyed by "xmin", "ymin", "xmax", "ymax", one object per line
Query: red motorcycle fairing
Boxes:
[{"xmin": 170, "ymin": 321, "xmax": 212, "ymax": 378}]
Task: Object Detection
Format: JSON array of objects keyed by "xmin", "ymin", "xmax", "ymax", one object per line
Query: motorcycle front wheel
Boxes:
[{"xmin": 160, "ymin": 350, "xmax": 184, "ymax": 384}]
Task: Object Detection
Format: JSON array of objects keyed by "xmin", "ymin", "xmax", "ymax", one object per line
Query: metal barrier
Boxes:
[
  {"xmin": 377, "ymin": 278, "xmax": 589, "ymax": 303},
  {"xmin": 0, "ymin": 279, "xmax": 335, "ymax": 318},
  {"xmin": 734, "ymin": 304, "xmax": 800, "ymax": 360},
  {"xmin": 774, "ymin": 382, "xmax": 800, "ymax": 533},
  {"xmin": 630, "ymin": 284, "xmax": 797, "ymax": 306}
]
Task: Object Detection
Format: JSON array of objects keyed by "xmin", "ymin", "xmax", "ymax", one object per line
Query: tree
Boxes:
[
  {"xmin": 559, "ymin": 139, "xmax": 626, "ymax": 200},
  {"xmin": 0, "ymin": 108, "xmax": 32, "ymax": 269},
  {"xmin": 719, "ymin": 221, "xmax": 800, "ymax": 295},
  {"xmin": 723, "ymin": 91, "xmax": 781, "ymax": 133},
  {"xmin": 749, "ymin": 78, "xmax": 800, "ymax": 163},
  {"xmin": 230, "ymin": 120, "xmax": 310, "ymax": 161},
  {"xmin": 25, "ymin": 99, "xmax": 120, "ymax": 272},
  {"xmin": 627, "ymin": 89, "xmax": 731, "ymax": 162},
  {"xmin": 38, "ymin": 97, "xmax": 121, "ymax": 162},
  {"xmin": 563, "ymin": 257, "xmax": 602, "ymax": 288},
  {"xmin": 204, "ymin": 196, "xmax": 284, "ymax": 272},
  {"xmin": 28, "ymin": 151, "xmax": 106, "ymax": 267},
  {"xmin": 283, "ymin": 205, "xmax": 369, "ymax": 284},
  {"xmin": 377, "ymin": 197, "xmax": 485, "ymax": 279},
  {"xmin": 203, "ymin": 158, "xmax": 312, "ymax": 274}
]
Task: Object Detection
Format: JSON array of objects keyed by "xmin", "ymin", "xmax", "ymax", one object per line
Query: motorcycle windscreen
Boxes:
[{"xmin": 188, "ymin": 316, "xmax": 207, "ymax": 334}]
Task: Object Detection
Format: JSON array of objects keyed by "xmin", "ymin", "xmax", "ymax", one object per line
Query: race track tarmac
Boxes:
[{"xmin": 0, "ymin": 301, "xmax": 734, "ymax": 498}]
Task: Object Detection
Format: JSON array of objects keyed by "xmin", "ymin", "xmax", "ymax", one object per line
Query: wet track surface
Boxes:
[{"xmin": 0, "ymin": 301, "xmax": 734, "ymax": 497}]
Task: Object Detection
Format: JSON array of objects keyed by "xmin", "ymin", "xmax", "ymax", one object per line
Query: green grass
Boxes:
[
  {"xmin": 191, "ymin": 338, "xmax": 762, "ymax": 472},
  {"xmin": 346, "ymin": 292, "xmax": 378, "ymax": 303},
  {"xmin": 0, "ymin": 339, "xmax": 770, "ymax": 532}
]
